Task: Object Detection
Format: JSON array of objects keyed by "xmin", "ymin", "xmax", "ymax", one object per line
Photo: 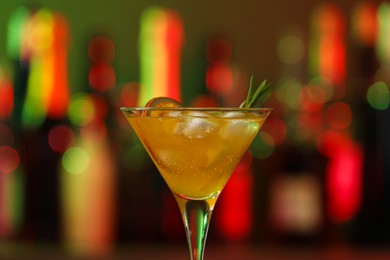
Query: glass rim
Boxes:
[{"xmin": 120, "ymin": 107, "xmax": 273, "ymax": 112}]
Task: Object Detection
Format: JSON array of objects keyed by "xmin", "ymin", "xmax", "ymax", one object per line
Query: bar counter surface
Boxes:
[{"xmin": 1, "ymin": 243, "xmax": 390, "ymax": 259}]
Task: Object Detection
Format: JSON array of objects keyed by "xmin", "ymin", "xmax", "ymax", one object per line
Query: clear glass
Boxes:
[{"xmin": 121, "ymin": 107, "xmax": 272, "ymax": 260}]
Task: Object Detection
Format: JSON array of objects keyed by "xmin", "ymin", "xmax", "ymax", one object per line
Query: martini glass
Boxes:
[{"xmin": 121, "ymin": 107, "xmax": 271, "ymax": 260}]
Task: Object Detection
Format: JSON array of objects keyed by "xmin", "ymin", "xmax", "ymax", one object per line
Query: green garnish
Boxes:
[{"xmin": 240, "ymin": 76, "xmax": 272, "ymax": 108}]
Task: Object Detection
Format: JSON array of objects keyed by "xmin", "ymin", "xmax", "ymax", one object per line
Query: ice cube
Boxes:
[
  {"xmin": 150, "ymin": 110, "xmax": 182, "ymax": 118},
  {"xmin": 219, "ymin": 111, "xmax": 260, "ymax": 139},
  {"xmin": 220, "ymin": 111, "xmax": 246, "ymax": 118},
  {"xmin": 161, "ymin": 110, "xmax": 182, "ymax": 117},
  {"xmin": 221, "ymin": 119, "xmax": 253, "ymax": 140},
  {"xmin": 175, "ymin": 111, "xmax": 217, "ymax": 138},
  {"xmin": 182, "ymin": 111, "xmax": 212, "ymax": 118}
]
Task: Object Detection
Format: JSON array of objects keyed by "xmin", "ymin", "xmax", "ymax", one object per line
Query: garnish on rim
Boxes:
[
  {"xmin": 145, "ymin": 97, "xmax": 182, "ymax": 108},
  {"xmin": 143, "ymin": 97, "xmax": 183, "ymax": 116},
  {"xmin": 240, "ymin": 75, "xmax": 272, "ymax": 108}
]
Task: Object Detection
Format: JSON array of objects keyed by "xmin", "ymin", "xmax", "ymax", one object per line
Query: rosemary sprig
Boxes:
[{"xmin": 240, "ymin": 75, "xmax": 273, "ymax": 108}]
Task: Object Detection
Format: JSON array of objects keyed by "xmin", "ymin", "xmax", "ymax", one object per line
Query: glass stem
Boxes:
[{"xmin": 177, "ymin": 197, "xmax": 213, "ymax": 260}]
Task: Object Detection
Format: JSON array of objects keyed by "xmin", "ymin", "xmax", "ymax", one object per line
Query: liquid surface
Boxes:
[{"xmin": 126, "ymin": 110, "xmax": 266, "ymax": 200}]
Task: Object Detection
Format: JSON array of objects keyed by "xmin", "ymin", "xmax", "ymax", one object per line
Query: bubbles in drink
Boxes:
[{"xmin": 204, "ymin": 143, "xmax": 224, "ymax": 167}]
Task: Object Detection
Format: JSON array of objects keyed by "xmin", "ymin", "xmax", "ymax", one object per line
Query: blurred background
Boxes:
[{"xmin": 1, "ymin": 0, "xmax": 390, "ymax": 258}]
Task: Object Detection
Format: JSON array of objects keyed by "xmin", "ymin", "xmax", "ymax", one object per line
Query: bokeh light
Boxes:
[
  {"xmin": 0, "ymin": 67, "xmax": 14, "ymax": 119},
  {"xmin": 191, "ymin": 94, "xmax": 219, "ymax": 107},
  {"xmin": 351, "ymin": 1, "xmax": 377, "ymax": 47},
  {"xmin": 300, "ymin": 85, "xmax": 326, "ymax": 112},
  {"xmin": 366, "ymin": 81, "xmax": 389, "ymax": 110},
  {"xmin": 20, "ymin": 8, "xmax": 56, "ymax": 129},
  {"xmin": 48, "ymin": 124, "xmax": 75, "ymax": 153},
  {"xmin": 277, "ymin": 35, "xmax": 305, "ymax": 64},
  {"xmin": 6, "ymin": 5, "xmax": 29, "ymax": 59},
  {"xmin": 309, "ymin": 4, "xmax": 346, "ymax": 87},
  {"xmin": 206, "ymin": 35, "xmax": 232, "ymax": 63},
  {"xmin": 0, "ymin": 146, "xmax": 20, "ymax": 174},
  {"xmin": 326, "ymin": 102, "xmax": 352, "ymax": 130},
  {"xmin": 307, "ymin": 76, "xmax": 334, "ymax": 101},
  {"xmin": 250, "ymin": 131, "xmax": 275, "ymax": 159},
  {"xmin": 121, "ymin": 82, "xmax": 140, "ymax": 107},
  {"xmin": 68, "ymin": 93, "xmax": 95, "ymax": 126},
  {"xmin": 88, "ymin": 63, "xmax": 116, "ymax": 92},
  {"xmin": 376, "ymin": 2, "xmax": 390, "ymax": 64},
  {"xmin": 297, "ymin": 111, "xmax": 324, "ymax": 143},
  {"xmin": 88, "ymin": 35, "xmax": 115, "ymax": 64},
  {"xmin": 80, "ymin": 117, "xmax": 107, "ymax": 140},
  {"xmin": 261, "ymin": 118, "xmax": 287, "ymax": 145},
  {"xmin": 305, "ymin": 85, "xmax": 327, "ymax": 104},
  {"xmin": 206, "ymin": 64, "xmax": 234, "ymax": 95},
  {"xmin": 275, "ymin": 77, "xmax": 303, "ymax": 110},
  {"xmin": 318, "ymin": 130, "xmax": 363, "ymax": 223},
  {"xmin": 90, "ymin": 94, "xmax": 109, "ymax": 119},
  {"xmin": 62, "ymin": 146, "xmax": 90, "ymax": 174},
  {"xmin": 138, "ymin": 7, "xmax": 183, "ymax": 105},
  {"xmin": 46, "ymin": 13, "xmax": 70, "ymax": 120}
]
